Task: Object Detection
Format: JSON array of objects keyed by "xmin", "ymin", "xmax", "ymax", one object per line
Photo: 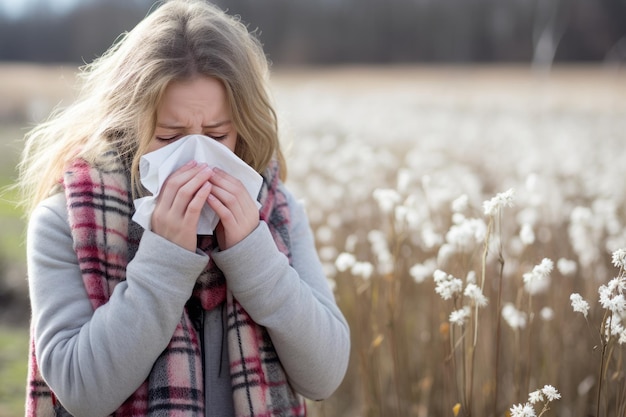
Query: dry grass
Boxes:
[
  {"xmin": 269, "ymin": 63, "xmax": 626, "ymax": 417},
  {"xmin": 0, "ymin": 63, "xmax": 77, "ymax": 124}
]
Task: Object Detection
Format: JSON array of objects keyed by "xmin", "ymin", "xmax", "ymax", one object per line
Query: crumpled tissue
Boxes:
[{"xmin": 132, "ymin": 134, "xmax": 263, "ymax": 235}]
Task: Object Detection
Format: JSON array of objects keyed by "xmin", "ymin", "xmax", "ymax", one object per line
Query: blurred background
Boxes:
[
  {"xmin": 0, "ymin": 0, "xmax": 625, "ymax": 65},
  {"xmin": 1, "ymin": 1, "xmax": 625, "ymax": 416}
]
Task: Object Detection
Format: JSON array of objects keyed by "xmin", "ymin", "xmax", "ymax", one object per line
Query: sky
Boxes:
[{"xmin": 0, "ymin": 0, "xmax": 82, "ymax": 19}]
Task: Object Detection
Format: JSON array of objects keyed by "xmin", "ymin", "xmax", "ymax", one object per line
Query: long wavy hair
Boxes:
[{"xmin": 17, "ymin": 0, "xmax": 284, "ymax": 216}]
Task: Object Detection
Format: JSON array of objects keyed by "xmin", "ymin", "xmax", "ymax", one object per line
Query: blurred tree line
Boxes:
[{"xmin": 0, "ymin": 0, "xmax": 624, "ymax": 66}]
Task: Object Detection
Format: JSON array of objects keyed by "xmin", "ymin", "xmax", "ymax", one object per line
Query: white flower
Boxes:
[
  {"xmin": 409, "ymin": 259, "xmax": 436, "ymax": 284},
  {"xmin": 598, "ymin": 284, "xmax": 610, "ymax": 305},
  {"xmin": 368, "ymin": 230, "xmax": 395, "ymax": 275},
  {"xmin": 568, "ymin": 206, "xmax": 600, "ymax": 269},
  {"xmin": 464, "ymin": 283, "xmax": 488, "ymax": 307},
  {"xmin": 396, "ymin": 168, "xmax": 412, "ymax": 194},
  {"xmin": 445, "ymin": 217, "xmax": 487, "ymax": 252},
  {"xmin": 483, "ymin": 188, "xmax": 515, "ymax": 217},
  {"xmin": 318, "ymin": 246, "xmax": 338, "ymax": 262},
  {"xmin": 394, "ymin": 205, "xmax": 407, "ymax": 224},
  {"xmin": 518, "ymin": 385, "xmax": 560, "ymax": 415},
  {"xmin": 421, "ymin": 226, "xmax": 443, "ymax": 249},
  {"xmin": 520, "ymin": 223, "xmax": 535, "ymax": 245},
  {"xmin": 599, "ymin": 281, "xmax": 626, "ymax": 315},
  {"xmin": 570, "ymin": 293, "xmax": 590, "ymax": 318},
  {"xmin": 528, "ymin": 389, "xmax": 544, "ymax": 404},
  {"xmin": 510, "ymin": 402, "xmax": 536, "ymax": 417},
  {"xmin": 525, "ymin": 173, "xmax": 539, "ymax": 192},
  {"xmin": 534, "ymin": 258, "xmax": 554, "ymax": 277},
  {"xmin": 523, "ymin": 258, "xmax": 554, "ymax": 295},
  {"xmin": 605, "ymin": 294, "xmax": 626, "ymax": 315},
  {"xmin": 345, "ymin": 234, "xmax": 358, "ymax": 252},
  {"xmin": 335, "ymin": 252, "xmax": 356, "ymax": 272},
  {"xmin": 449, "ymin": 306, "xmax": 471, "ymax": 326},
  {"xmin": 540, "ymin": 307, "xmax": 554, "ymax": 321},
  {"xmin": 557, "ymin": 258, "xmax": 577, "ymax": 276},
  {"xmin": 524, "ymin": 258, "xmax": 554, "ymax": 295},
  {"xmin": 604, "ymin": 315, "xmax": 625, "ymax": 342},
  {"xmin": 612, "ymin": 248, "xmax": 626, "ymax": 270},
  {"xmin": 351, "ymin": 261, "xmax": 374, "ymax": 280},
  {"xmin": 452, "ymin": 212, "xmax": 466, "ymax": 225},
  {"xmin": 502, "ymin": 303, "xmax": 527, "ymax": 330},
  {"xmin": 466, "ymin": 270, "xmax": 476, "ymax": 284},
  {"xmin": 437, "ymin": 243, "xmax": 456, "ymax": 265},
  {"xmin": 395, "ymin": 204, "xmax": 419, "ymax": 228},
  {"xmin": 433, "ymin": 269, "xmax": 463, "ymax": 300},
  {"xmin": 315, "ymin": 225, "xmax": 334, "ymax": 244},
  {"xmin": 373, "ymin": 188, "xmax": 402, "ymax": 213},
  {"xmin": 433, "ymin": 269, "xmax": 448, "ymax": 283},
  {"xmin": 541, "ymin": 385, "xmax": 561, "ymax": 401},
  {"xmin": 402, "ymin": 197, "xmax": 423, "ymax": 231},
  {"xmin": 608, "ymin": 276, "xmax": 626, "ymax": 293},
  {"xmin": 451, "ymin": 194, "xmax": 469, "ymax": 213},
  {"xmin": 436, "ymin": 278, "xmax": 463, "ymax": 300}
]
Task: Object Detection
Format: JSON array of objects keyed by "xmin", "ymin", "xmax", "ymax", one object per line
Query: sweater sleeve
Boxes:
[
  {"xmin": 28, "ymin": 192, "xmax": 209, "ymax": 417},
  {"xmin": 211, "ymin": 187, "xmax": 350, "ymax": 400}
]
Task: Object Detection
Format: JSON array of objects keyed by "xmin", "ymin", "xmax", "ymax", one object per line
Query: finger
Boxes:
[
  {"xmin": 184, "ymin": 181, "xmax": 212, "ymax": 222},
  {"xmin": 160, "ymin": 160, "xmax": 201, "ymax": 195},
  {"xmin": 169, "ymin": 166, "xmax": 214, "ymax": 214},
  {"xmin": 208, "ymin": 169, "xmax": 254, "ymax": 214},
  {"xmin": 207, "ymin": 192, "xmax": 234, "ymax": 224},
  {"xmin": 158, "ymin": 163, "xmax": 209, "ymax": 209},
  {"xmin": 157, "ymin": 162, "xmax": 202, "ymax": 208},
  {"xmin": 207, "ymin": 183, "xmax": 259, "ymax": 227},
  {"xmin": 207, "ymin": 191, "xmax": 259, "ymax": 249},
  {"xmin": 208, "ymin": 183, "xmax": 238, "ymax": 210},
  {"xmin": 152, "ymin": 179, "xmax": 213, "ymax": 252},
  {"xmin": 209, "ymin": 167, "xmax": 243, "ymax": 189}
]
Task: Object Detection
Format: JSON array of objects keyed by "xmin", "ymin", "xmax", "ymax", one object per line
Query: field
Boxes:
[{"xmin": 1, "ymin": 63, "xmax": 625, "ymax": 416}]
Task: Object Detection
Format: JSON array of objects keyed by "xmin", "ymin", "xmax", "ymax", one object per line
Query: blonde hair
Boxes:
[{"xmin": 17, "ymin": 0, "xmax": 284, "ymax": 216}]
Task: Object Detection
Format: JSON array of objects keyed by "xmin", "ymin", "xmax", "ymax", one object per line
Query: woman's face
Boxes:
[{"xmin": 147, "ymin": 76, "xmax": 238, "ymax": 153}]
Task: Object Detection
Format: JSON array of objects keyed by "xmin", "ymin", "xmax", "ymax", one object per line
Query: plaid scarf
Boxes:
[{"xmin": 26, "ymin": 151, "xmax": 306, "ymax": 417}]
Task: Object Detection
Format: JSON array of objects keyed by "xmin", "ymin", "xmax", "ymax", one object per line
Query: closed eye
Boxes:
[{"xmin": 156, "ymin": 135, "xmax": 181, "ymax": 142}]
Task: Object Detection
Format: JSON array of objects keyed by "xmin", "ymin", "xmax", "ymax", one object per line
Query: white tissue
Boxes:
[{"xmin": 132, "ymin": 134, "xmax": 263, "ymax": 235}]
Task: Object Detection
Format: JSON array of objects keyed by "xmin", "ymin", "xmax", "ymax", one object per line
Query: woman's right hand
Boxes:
[{"xmin": 150, "ymin": 160, "xmax": 213, "ymax": 252}]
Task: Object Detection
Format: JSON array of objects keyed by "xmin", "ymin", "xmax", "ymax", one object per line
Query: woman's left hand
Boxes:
[{"xmin": 208, "ymin": 167, "xmax": 260, "ymax": 250}]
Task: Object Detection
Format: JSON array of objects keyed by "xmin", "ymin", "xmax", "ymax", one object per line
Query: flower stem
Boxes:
[
  {"xmin": 493, "ymin": 250, "xmax": 505, "ymax": 415},
  {"xmin": 596, "ymin": 310, "xmax": 610, "ymax": 417}
]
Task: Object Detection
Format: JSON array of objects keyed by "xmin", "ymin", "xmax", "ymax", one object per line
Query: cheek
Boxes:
[
  {"xmin": 225, "ymin": 134, "xmax": 238, "ymax": 153},
  {"xmin": 145, "ymin": 139, "xmax": 166, "ymax": 154}
]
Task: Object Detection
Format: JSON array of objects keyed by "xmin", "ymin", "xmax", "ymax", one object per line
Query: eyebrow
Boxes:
[{"xmin": 156, "ymin": 120, "xmax": 232, "ymax": 129}]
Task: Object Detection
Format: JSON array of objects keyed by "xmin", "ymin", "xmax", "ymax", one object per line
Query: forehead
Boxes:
[{"xmin": 157, "ymin": 76, "xmax": 229, "ymax": 119}]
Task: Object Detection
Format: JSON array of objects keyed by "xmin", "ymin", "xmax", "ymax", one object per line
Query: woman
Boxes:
[{"xmin": 19, "ymin": 1, "xmax": 350, "ymax": 416}]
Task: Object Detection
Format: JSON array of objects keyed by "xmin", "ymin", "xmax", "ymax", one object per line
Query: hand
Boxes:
[
  {"xmin": 151, "ymin": 161, "xmax": 213, "ymax": 252},
  {"xmin": 207, "ymin": 167, "xmax": 260, "ymax": 250}
]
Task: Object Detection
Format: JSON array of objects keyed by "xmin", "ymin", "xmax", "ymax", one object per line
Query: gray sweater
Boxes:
[{"xmin": 28, "ymin": 187, "xmax": 350, "ymax": 417}]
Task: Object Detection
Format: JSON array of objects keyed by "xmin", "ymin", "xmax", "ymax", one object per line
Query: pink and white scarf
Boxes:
[{"xmin": 26, "ymin": 150, "xmax": 306, "ymax": 416}]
